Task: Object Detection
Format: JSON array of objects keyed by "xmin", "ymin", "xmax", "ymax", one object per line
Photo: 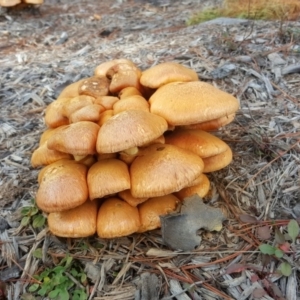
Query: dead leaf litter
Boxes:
[{"xmin": 0, "ymin": 0, "xmax": 300, "ymax": 299}]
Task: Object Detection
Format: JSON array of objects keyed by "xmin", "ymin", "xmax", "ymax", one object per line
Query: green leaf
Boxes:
[
  {"xmin": 33, "ymin": 248, "xmax": 43, "ymax": 259},
  {"xmin": 49, "ymin": 289, "xmax": 60, "ymax": 299},
  {"xmin": 21, "ymin": 207, "xmax": 31, "ymax": 216},
  {"xmin": 287, "ymin": 220, "xmax": 299, "ymax": 243},
  {"xmin": 73, "ymin": 289, "xmax": 87, "ymax": 300},
  {"xmin": 32, "ymin": 214, "xmax": 46, "ymax": 228},
  {"xmin": 21, "ymin": 216, "xmax": 30, "ymax": 227},
  {"xmin": 53, "ymin": 266, "xmax": 66, "ymax": 275},
  {"xmin": 28, "ymin": 283, "xmax": 40, "ymax": 292},
  {"xmin": 30, "ymin": 206, "xmax": 39, "ymax": 216},
  {"xmin": 65, "ymin": 256, "xmax": 73, "ymax": 267},
  {"xmin": 279, "ymin": 262, "xmax": 292, "ymax": 276},
  {"xmin": 37, "ymin": 286, "xmax": 49, "ymax": 296},
  {"xmin": 57, "ymin": 288, "xmax": 70, "ymax": 300},
  {"xmin": 70, "ymin": 269, "xmax": 78, "ymax": 277},
  {"xmin": 80, "ymin": 273, "xmax": 87, "ymax": 284},
  {"xmin": 274, "ymin": 248, "xmax": 284, "ymax": 258},
  {"xmin": 259, "ymin": 244, "xmax": 276, "ymax": 255}
]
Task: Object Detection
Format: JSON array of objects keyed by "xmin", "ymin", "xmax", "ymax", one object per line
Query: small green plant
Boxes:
[
  {"xmin": 28, "ymin": 255, "xmax": 88, "ymax": 300},
  {"xmin": 259, "ymin": 219, "xmax": 299, "ymax": 276},
  {"xmin": 186, "ymin": 8, "xmax": 222, "ymax": 25},
  {"xmin": 186, "ymin": 0, "xmax": 300, "ymax": 26},
  {"xmin": 21, "ymin": 199, "xmax": 46, "ymax": 228}
]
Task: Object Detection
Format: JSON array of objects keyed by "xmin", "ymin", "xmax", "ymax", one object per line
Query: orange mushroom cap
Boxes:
[
  {"xmin": 48, "ymin": 200, "xmax": 98, "ymax": 238},
  {"xmin": 96, "ymin": 197, "xmax": 140, "ymax": 238},
  {"xmin": 130, "ymin": 144, "xmax": 204, "ymax": 198},
  {"xmin": 36, "ymin": 160, "xmax": 88, "ymax": 213}
]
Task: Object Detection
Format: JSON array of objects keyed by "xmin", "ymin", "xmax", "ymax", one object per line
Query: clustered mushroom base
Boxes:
[{"xmin": 31, "ymin": 59, "xmax": 239, "ymax": 239}]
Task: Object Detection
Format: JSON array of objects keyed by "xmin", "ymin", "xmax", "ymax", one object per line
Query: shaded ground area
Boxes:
[{"xmin": 0, "ymin": 0, "xmax": 300, "ymax": 299}]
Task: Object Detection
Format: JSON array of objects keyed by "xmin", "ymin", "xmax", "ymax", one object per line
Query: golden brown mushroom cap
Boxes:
[
  {"xmin": 78, "ymin": 76, "xmax": 110, "ymax": 98},
  {"xmin": 56, "ymin": 78, "xmax": 86, "ymax": 100},
  {"xmin": 140, "ymin": 62, "xmax": 199, "ymax": 89},
  {"xmin": 119, "ymin": 87, "xmax": 142, "ymax": 99},
  {"xmin": 130, "ymin": 144, "xmax": 204, "ymax": 198},
  {"xmin": 107, "ymin": 63, "xmax": 143, "ymax": 94},
  {"xmin": 113, "ymin": 95, "xmax": 150, "ymax": 115},
  {"xmin": 31, "ymin": 143, "xmax": 72, "ymax": 167},
  {"xmin": 94, "ymin": 59, "xmax": 136, "ymax": 77},
  {"xmin": 48, "ymin": 200, "xmax": 98, "ymax": 238},
  {"xmin": 138, "ymin": 194, "xmax": 179, "ymax": 232},
  {"xmin": 96, "ymin": 110, "xmax": 168, "ymax": 153},
  {"xmin": 0, "ymin": 0, "xmax": 21, "ymax": 6},
  {"xmin": 87, "ymin": 159, "xmax": 131, "ymax": 200},
  {"xmin": 164, "ymin": 129, "xmax": 229, "ymax": 158},
  {"xmin": 61, "ymin": 95, "xmax": 97, "ymax": 118},
  {"xmin": 47, "ymin": 121, "xmax": 100, "ymax": 156},
  {"xmin": 175, "ymin": 174, "xmax": 210, "ymax": 200},
  {"xmin": 202, "ymin": 146, "xmax": 233, "ymax": 173},
  {"xmin": 69, "ymin": 104, "xmax": 105, "ymax": 123},
  {"xmin": 98, "ymin": 110, "xmax": 114, "ymax": 126},
  {"xmin": 182, "ymin": 113, "xmax": 236, "ymax": 131},
  {"xmin": 149, "ymin": 81, "xmax": 239, "ymax": 126},
  {"xmin": 97, "ymin": 96, "xmax": 120, "ymax": 110},
  {"xmin": 36, "ymin": 160, "xmax": 88, "ymax": 212},
  {"xmin": 96, "ymin": 197, "xmax": 140, "ymax": 238},
  {"xmin": 44, "ymin": 98, "xmax": 70, "ymax": 128},
  {"xmin": 39, "ymin": 128, "xmax": 57, "ymax": 146},
  {"xmin": 118, "ymin": 189, "xmax": 148, "ymax": 207}
]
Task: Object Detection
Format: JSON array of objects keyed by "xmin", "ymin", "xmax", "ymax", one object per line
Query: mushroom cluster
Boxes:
[{"xmin": 31, "ymin": 59, "xmax": 239, "ymax": 239}]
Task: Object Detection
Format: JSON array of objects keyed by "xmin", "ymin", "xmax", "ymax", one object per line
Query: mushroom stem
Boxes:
[
  {"xmin": 74, "ymin": 155, "xmax": 87, "ymax": 161},
  {"xmin": 123, "ymin": 146, "xmax": 139, "ymax": 156}
]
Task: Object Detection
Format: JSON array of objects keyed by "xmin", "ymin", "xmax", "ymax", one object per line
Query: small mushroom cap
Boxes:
[
  {"xmin": 31, "ymin": 143, "xmax": 72, "ymax": 167},
  {"xmin": 130, "ymin": 144, "xmax": 204, "ymax": 198},
  {"xmin": 138, "ymin": 194, "xmax": 179, "ymax": 232},
  {"xmin": 98, "ymin": 110, "xmax": 114, "ymax": 126},
  {"xmin": 39, "ymin": 128, "xmax": 57, "ymax": 146},
  {"xmin": 203, "ymin": 146, "xmax": 233, "ymax": 173},
  {"xmin": 96, "ymin": 197, "xmax": 140, "ymax": 238},
  {"xmin": 94, "ymin": 59, "xmax": 136, "ymax": 77},
  {"xmin": 78, "ymin": 76, "xmax": 110, "ymax": 98},
  {"xmin": 175, "ymin": 174, "xmax": 210, "ymax": 200},
  {"xmin": 56, "ymin": 78, "xmax": 86, "ymax": 100},
  {"xmin": 61, "ymin": 95, "xmax": 97, "ymax": 118},
  {"xmin": 36, "ymin": 160, "xmax": 88, "ymax": 212},
  {"xmin": 113, "ymin": 95, "xmax": 150, "ymax": 115},
  {"xmin": 45, "ymin": 98, "xmax": 70, "ymax": 128},
  {"xmin": 140, "ymin": 62, "xmax": 199, "ymax": 89},
  {"xmin": 97, "ymin": 96, "xmax": 120, "ymax": 110},
  {"xmin": 182, "ymin": 113, "xmax": 236, "ymax": 131},
  {"xmin": 107, "ymin": 63, "xmax": 143, "ymax": 94},
  {"xmin": 165, "ymin": 129, "xmax": 229, "ymax": 158},
  {"xmin": 69, "ymin": 104, "xmax": 105, "ymax": 123},
  {"xmin": 149, "ymin": 81, "xmax": 239, "ymax": 126},
  {"xmin": 118, "ymin": 189, "xmax": 148, "ymax": 207},
  {"xmin": 48, "ymin": 200, "xmax": 98, "ymax": 238},
  {"xmin": 119, "ymin": 87, "xmax": 142, "ymax": 99},
  {"xmin": 87, "ymin": 158, "xmax": 131, "ymax": 200},
  {"xmin": 0, "ymin": 0, "xmax": 21, "ymax": 6},
  {"xmin": 47, "ymin": 121, "xmax": 100, "ymax": 156},
  {"xmin": 96, "ymin": 110, "xmax": 168, "ymax": 153}
]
